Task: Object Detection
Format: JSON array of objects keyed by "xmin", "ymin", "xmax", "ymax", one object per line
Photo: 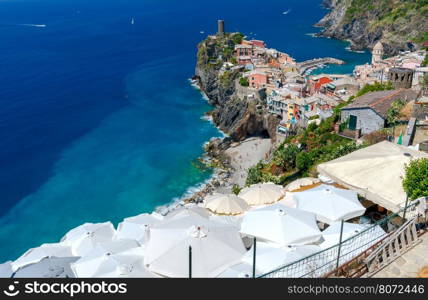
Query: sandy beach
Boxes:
[{"xmin": 224, "ymin": 137, "xmax": 272, "ymax": 187}]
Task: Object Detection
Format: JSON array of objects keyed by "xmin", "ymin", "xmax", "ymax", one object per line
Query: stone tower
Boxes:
[
  {"xmin": 372, "ymin": 41, "xmax": 384, "ymax": 65},
  {"xmin": 388, "ymin": 67, "xmax": 414, "ymax": 89},
  {"xmin": 217, "ymin": 20, "xmax": 225, "ymax": 36}
]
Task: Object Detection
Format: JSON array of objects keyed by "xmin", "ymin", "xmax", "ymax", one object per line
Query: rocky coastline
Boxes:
[{"xmin": 316, "ymin": 0, "xmax": 428, "ymax": 55}]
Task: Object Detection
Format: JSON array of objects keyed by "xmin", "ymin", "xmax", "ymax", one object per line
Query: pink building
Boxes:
[
  {"xmin": 250, "ymin": 40, "xmax": 266, "ymax": 48},
  {"xmin": 247, "ymin": 71, "xmax": 268, "ymax": 89}
]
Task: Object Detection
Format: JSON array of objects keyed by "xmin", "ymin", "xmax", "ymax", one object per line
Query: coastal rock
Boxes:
[{"xmin": 316, "ymin": 0, "xmax": 428, "ymax": 55}]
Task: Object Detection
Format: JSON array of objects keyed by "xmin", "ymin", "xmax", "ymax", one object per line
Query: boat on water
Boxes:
[
  {"xmin": 131, "ymin": 18, "xmax": 135, "ymax": 25},
  {"xmin": 282, "ymin": 9, "xmax": 291, "ymax": 15}
]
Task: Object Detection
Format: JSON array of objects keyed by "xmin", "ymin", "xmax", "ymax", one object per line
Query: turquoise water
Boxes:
[{"xmin": 0, "ymin": 0, "xmax": 370, "ymax": 262}]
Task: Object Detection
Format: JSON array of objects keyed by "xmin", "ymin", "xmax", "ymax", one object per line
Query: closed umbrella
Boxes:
[
  {"xmin": 204, "ymin": 193, "xmax": 250, "ymax": 215},
  {"xmin": 11, "ymin": 243, "xmax": 73, "ymax": 272},
  {"xmin": 294, "ymin": 185, "xmax": 365, "ymax": 224},
  {"xmin": 285, "ymin": 178, "xmax": 320, "ymax": 192},
  {"xmin": 13, "ymin": 257, "xmax": 78, "ymax": 278},
  {"xmin": 240, "ymin": 204, "xmax": 321, "ymax": 246},
  {"xmin": 116, "ymin": 213, "xmax": 163, "ymax": 245},
  {"xmin": 60, "ymin": 222, "xmax": 116, "ymax": 256},
  {"xmin": 144, "ymin": 215, "xmax": 246, "ymax": 277},
  {"xmin": 71, "ymin": 240, "xmax": 156, "ymax": 278},
  {"xmin": 0, "ymin": 261, "xmax": 12, "ymax": 278},
  {"xmin": 239, "ymin": 183, "xmax": 284, "ymax": 206}
]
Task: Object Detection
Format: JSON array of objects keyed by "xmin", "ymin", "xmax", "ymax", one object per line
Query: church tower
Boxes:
[{"xmin": 371, "ymin": 41, "xmax": 384, "ymax": 65}]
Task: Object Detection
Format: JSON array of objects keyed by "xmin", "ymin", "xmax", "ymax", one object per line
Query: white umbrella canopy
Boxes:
[
  {"xmin": 209, "ymin": 215, "xmax": 243, "ymax": 230},
  {"xmin": 285, "ymin": 178, "xmax": 320, "ymax": 192},
  {"xmin": 278, "ymin": 192, "xmax": 297, "ymax": 208},
  {"xmin": 13, "ymin": 257, "xmax": 78, "ymax": 278},
  {"xmin": 294, "ymin": 185, "xmax": 366, "ymax": 224},
  {"xmin": 71, "ymin": 240, "xmax": 157, "ymax": 278},
  {"xmin": 0, "ymin": 261, "xmax": 12, "ymax": 278},
  {"xmin": 320, "ymin": 222, "xmax": 386, "ymax": 266},
  {"xmin": 242, "ymin": 242, "xmax": 321, "ymax": 277},
  {"xmin": 60, "ymin": 222, "xmax": 116, "ymax": 256},
  {"xmin": 239, "ymin": 183, "xmax": 284, "ymax": 206},
  {"xmin": 164, "ymin": 205, "xmax": 210, "ymax": 220},
  {"xmin": 144, "ymin": 215, "xmax": 246, "ymax": 278},
  {"xmin": 216, "ymin": 262, "xmax": 259, "ymax": 278},
  {"xmin": 204, "ymin": 193, "xmax": 250, "ymax": 215},
  {"xmin": 11, "ymin": 243, "xmax": 73, "ymax": 272},
  {"xmin": 116, "ymin": 213, "xmax": 163, "ymax": 244},
  {"xmin": 240, "ymin": 204, "xmax": 322, "ymax": 246}
]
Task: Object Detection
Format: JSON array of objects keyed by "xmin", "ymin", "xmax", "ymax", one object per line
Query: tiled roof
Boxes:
[{"xmin": 342, "ymin": 89, "xmax": 419, "ymax": 118}]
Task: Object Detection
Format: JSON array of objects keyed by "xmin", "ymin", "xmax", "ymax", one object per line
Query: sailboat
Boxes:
[{"xmin": 131, "ymin": 18, "xmax": 135, "ymax": 25}]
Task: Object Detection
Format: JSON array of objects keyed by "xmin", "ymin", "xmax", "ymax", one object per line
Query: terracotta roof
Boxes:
[{"xmin": 342, "ymin": 89, "xmax": 419, "ymax": 119}]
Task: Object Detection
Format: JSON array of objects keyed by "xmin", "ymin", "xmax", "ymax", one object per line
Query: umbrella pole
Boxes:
[
  {"xmin": 252, "ymin": 237, "xmax": 257, "ymax": 278},
  {"xmin": 189, "ymin": 246, "xmax": 192, "ymax": 279},
  {"xmin": 402, "ymin": 195, "xmax": 409, "ymax": 222},
  {"xmin": 335, "ymin": 220, "xmax": 344, "ymax": 275}
]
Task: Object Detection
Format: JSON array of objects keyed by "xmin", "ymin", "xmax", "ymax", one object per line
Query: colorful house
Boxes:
[{"xmin": 247, "ymin": 71, "xmax": 268, "ymax": 89}]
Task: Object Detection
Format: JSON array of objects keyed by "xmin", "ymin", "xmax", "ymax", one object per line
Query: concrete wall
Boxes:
[{"xmin": 341, "ymin": 108, "xmax": 385, "ymax": 135}]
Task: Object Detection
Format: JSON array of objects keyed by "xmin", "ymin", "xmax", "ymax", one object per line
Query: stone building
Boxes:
[
  {"xmin": 388, "ymin": 67, "xmax": 414, "ymax": 89},
  {"xmin": 341, "ymin": 89, "xmax": 418, "ymax": 135}
]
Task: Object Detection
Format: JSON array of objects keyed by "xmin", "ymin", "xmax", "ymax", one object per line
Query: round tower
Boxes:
[
  {"xmin": 217, "ymin": 20, "xmax": 225, "ymax": 36},
  {"xmin": 388, "ymin": 67, "xmax": 414, "ymax": 89},
  {"xmin": 371, "ymin": 41, "xmax": 384, "ymax": 65}
]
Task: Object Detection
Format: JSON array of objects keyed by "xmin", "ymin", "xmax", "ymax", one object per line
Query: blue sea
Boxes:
[{"xmin": 0, "ymin": 0, "xmax": 370, "ymax": 262}]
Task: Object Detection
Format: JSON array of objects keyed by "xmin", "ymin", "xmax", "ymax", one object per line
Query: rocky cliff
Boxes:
[
  {"xmin": 194, "ymin": 34, "xmax": 280, "ymax": 142},
  {"xmin": 317, "ymin": 0, "xmax": 428, "ymax": 55}
]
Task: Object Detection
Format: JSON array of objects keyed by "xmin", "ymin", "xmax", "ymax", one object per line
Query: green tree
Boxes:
[
  {"xmin": 246, "ymin": 162, "xmax": 264, "ymax": 185},
  {"xmin": 232, "ymin": 184, "xmax": 242, "ymax": 195},
  {"xmin": 231, "ymin": 33, "xmax": 244, "ymax": 45},
  {"xmin": 239, "ymin": 77, "xmax": 249, "ymax": 87},
  {"xmin": 296, "ymin": 151, "xmax": 315, "ymax": 171},
  {"xmin": 403, "ymin": 158, "xmax": 428, "ymax": 200},
  {"xmin": 274, "ymin": 144, "xmax": 300, "ymax": 171},
  {"xmin": 355, "ymin": 82, "xmax": 393, "ymax": 98},
  {"xmin": 386, "ymin": 98, "xmax": 405, "ymax": 137}
]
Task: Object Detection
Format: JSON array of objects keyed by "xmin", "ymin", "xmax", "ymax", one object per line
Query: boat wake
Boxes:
[
  {"xmin": 18, "ymin": 24, "xmax": 47, "ymax": 28},
  {"xmin": 282, "ymin": 9, "xmax": 291, "ymax": 15}
]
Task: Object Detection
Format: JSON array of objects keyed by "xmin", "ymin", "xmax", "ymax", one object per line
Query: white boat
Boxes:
[
  {"xmin": 131, "ymin": 18, "xmax": 135, "ymax": 25},
  {"xmin": 282, "ymin": 9, "xmax": 291, "ymax": 15}
]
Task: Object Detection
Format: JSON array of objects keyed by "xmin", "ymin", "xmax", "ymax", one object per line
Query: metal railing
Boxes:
[{"xmin": 259, "ymin": 200, "xmax": 425, "ymax": 278}]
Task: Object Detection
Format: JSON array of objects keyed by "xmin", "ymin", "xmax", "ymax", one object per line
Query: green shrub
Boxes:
[
  {"xmin": 403, "ymin": 158, "xmax": 428, "ymax": 200},
  {"xmin": 239, "ymin": 77, "xmax": 249, "ymax": 87}
]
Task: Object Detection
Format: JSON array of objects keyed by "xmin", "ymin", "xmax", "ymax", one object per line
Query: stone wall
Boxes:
[{"xmin": 341, "ymin": 108, "xmax": 385, "ymax": 135}]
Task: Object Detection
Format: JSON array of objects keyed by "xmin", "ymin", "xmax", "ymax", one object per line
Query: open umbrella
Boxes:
[
  {"xmin": 164, "ymin": 205, "xmax": 210, "ymax": 220},
  {"xmin": 294, "ymin": 185, "xmax": 365, "ymax": 224},
  {"xmin": 285, "ymin": 178, "xmax": 320, "ymax": 192},
  {"xmin": 204, "ymin": 193, "xmax": 250, "ymax": 215},
  {"xmin": 116, "ymin": 213, "xmax": 163, "ymax": 245},
  {"xmin": 242, "ymin": 242, "xmax": 322, "ymax": 277},
  {"xmin": 71, "ymin": 239, "xmax": 156, "ymax": 278},
  {"xmin": 239, "ymin": 183, "xmax": 284, "ymax": 206},
  {"xmin": 13, "ymin": 257, "xmax": 78, "ymax": 278},
  {"xmin": 216, "ymin": 262, "xmax": 259, "ymax": 278},
  {"xmin": 320, "ymin": 222, "xmax": 386, "ymax": 266},
  {"xmin": 0, "ymin": 261, "xmax": 12, "ymax": 278},
  {"xmin": 11, "ymin": 243, "xmax": 73, "ymax": 272},
  {"xmin": 240, "ymin": 204, "xmax": 322, "ymax": 246},
  {"xmin": 144, "ymin": 215, "xmax": 246, "ymax": 277},
  {"xmin": 60, "ymin": 222, "xmax": 116, "ymax": 256}
]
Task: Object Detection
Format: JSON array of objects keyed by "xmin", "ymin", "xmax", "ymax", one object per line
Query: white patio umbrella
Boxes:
[
  {"xmin": 320, "ymin": 222, "xmax": 386, "ymax": 266},
  {"xmin": 13, "ymin": 257, "xmax": 78, "ymax": 278},
  {"xmin": 209, "ymin": 215, "xmax": 243, "ymax": 229},
  {"xmin": 60, "ymin": 222, "xmax": 116, "ymax": 256},
  {"xmin": 240, "ymin": 204, "xmax": 322, "ymax": 246},
  {"xmin": 294, "ymin": 185, "xmax": 366, "ymax": 224},
  {"xmin": 71, "ymin": 239, "xmax": 156, "ymax": 278},
  {"xmin": 242, "ymin": 242, "xmax": 321, "ymax": 277},
  {"xmin": 164, "ymin": 205, "xmax": 210, "ymax": 220},
  {"xmin": 285, "ymin": 178, "xmax": 320, "ymax": 192},
  {"xmin": 144, "ymin": 215, "xmax": 246, "ymax": 278},
  {"xmin": 239, "ymin": 183, "xmax": 284, "ymax": 206},
  {"xmin": 278, "ymin": 192, "xmax": 297, "ymax": 208},
  {"xmin": 216, "ymin": 262, "xmax": 259, "ymax": 278},
  {"xmin": 116, "ymin": 213, "xmax": 163, "ymax": 244},
  {"xmin": 0, "ymin": 261, "xmax": 12, "ymax": 278},
  {"xmin": 11, "ymin": 243, "xmax": 73, "ymax": 272},
  {"xmin": 204, "ymin": 193, "xmax": 250, "ymax": 215}
]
